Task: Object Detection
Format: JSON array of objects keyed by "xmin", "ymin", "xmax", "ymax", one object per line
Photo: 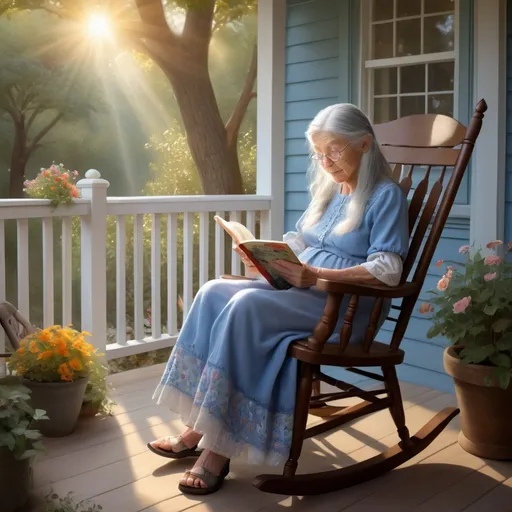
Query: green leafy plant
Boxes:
[
  {"xmin": 24, "ymin": 164, "xmax": 80, "ymax": 208},
  {"xmin": 420, "ymin": 240, "xmax": 512, "ymax": 389},
  {"xmin": 42, "ymin": 490, "xmax": 103, "ymax": 512},
  {"xmin": 0, "ymin": 376, "xmax": 48, "ymax": 460},
  {"xmin": 82, "ymin": 359, "xmax": 115, "ymax": 416}
]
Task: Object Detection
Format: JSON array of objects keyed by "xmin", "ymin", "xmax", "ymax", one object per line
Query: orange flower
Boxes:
[
  {"xmin": 50, "ymin": 186, "xmax": 56, "ymax": 191},
  {"xmin": 60, "ymin": 371, "xmax": 73, "ymax": 382},
  {"xmin": 17, "ymin": 347, "xmax": 25, "ymax": 355},
  {"xmin": 39, "ymin": 331, "xmax": 50, "ymax": 342},
  {"xmin": 29, "ymin": 341, "xmax": 39, "ymax": 353},
  {"xmin": 55, "ymin": 342, "xmax": 69, "ymax": 357},
  {"xmin": 58, "ymin": 363, "xmax": 70, "ymax": 375},
  {"xmin": 68, "ymin": 357, "xmax": 83, "ymax": 371},
  {"xmin": 37, "ymin": 350, "xmax": 54, "ymax": 360}
]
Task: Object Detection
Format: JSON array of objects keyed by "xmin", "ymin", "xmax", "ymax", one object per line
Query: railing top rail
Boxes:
[
  {"xmin": 0, "ymin": 199, "xmax": 90, "ymax": 220},
  {"xmin": 106, "ymin": 194, "xmax": 273, "ymax": 216}
]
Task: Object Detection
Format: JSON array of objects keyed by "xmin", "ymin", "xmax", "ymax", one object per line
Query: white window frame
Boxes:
[{"xmin": 359, "ymin": 0, "xmax": 460, "ymax": 123}]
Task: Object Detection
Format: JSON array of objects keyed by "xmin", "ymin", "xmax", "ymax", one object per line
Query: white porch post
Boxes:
[
  {"xmin": 77, "ymin": 170, "xmax": 109, "ymax": 353},
  {"xmin": 256, "ymin": 0, "xmax": 286, "ymax": 240},
  {"xmin": 470, "ymin": 0, "xmax": 507, "ymax": 247}
]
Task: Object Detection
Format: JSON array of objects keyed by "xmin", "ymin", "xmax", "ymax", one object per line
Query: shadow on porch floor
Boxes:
[{"xmin": 24, "ymin": 364, "xmax": 512, "ymax": 512}]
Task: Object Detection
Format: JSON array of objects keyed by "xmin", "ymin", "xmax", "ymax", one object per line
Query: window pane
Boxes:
[
  {"xmin": 374, "ymin": 68, "xmax": 398, "ymax": 95},
  {"xmin": 428, "ymin": 61, "xmax": 455, "ymax": 91},
  {"xmin": 397, "ymin": 0, "xmax": 421, "ymax": 17},
  {"xmin": 424, "ymin": 14, "xmax": 455, "ymax": 53},
  {"xmin": 424, "ymin": 0, "xmax": 455, "ymax": 14},
  {"xmin": 372, "ymin": 0, "xmax": 394, "ymax": 21},
  {"xmin": 401, "ymin": 96, "xmax": 425, "ymax": 117},
  {"xmin": 374, "ymin": 97, "xmax": 397, "ymax": 124},
  {"xmin": 396, "ymin": 18, "xmax": 421, "ymax": 56},
  {"xmin": 428, "ymin": 94, "xmax": 454, "ymax": 116},
  {"xmin": 400, "ymin": 64, "xmax": 425, "ymax": 94},
  {"xmin": 373, "ymin": 22, "xmax": 394, "ymax": 59}
]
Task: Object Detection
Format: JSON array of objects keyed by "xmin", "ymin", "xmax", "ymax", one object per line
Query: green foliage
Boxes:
[
  {"xmin": 42, "ymin": 490, "xmax": 103, "ymax": 512},
  {"xmin": 422, "ymin": 242, "xmax": 512, "ymax": 389},
  {"xmin": 144, "ymin": 121, "xmax": 256, "ymax": 195},
  {"xmin": 0, "ymin": 376, "xmax": 48, "ymax": 460},
  {"xmin": 82, "ymin": 359, "xmax": 115, "ymax": 416}
]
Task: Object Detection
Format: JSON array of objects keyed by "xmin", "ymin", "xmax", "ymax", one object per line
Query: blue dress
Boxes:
[{"xmin": 153, "ymin": 180, "xmax": 409, "ymax": 466}]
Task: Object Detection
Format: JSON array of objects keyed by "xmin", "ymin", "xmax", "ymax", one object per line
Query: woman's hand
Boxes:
[
  {"xmin": 233, "ymin": 245, "xmax": 260, "ymax": 278},
  {"xmin": 270, "ymin": 260, "xmax": 318, "ymax": 288}
]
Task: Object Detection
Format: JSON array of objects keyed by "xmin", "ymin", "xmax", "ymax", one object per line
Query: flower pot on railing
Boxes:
[
  {"xmin": 7, "ymin": 325, "xmax": 101, "ymax": 437},
  {"xmin": 421, "ymin": 240, "xmax": 512, "ymax": 460}
]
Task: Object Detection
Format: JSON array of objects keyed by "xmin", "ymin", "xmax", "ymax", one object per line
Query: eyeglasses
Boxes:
[{"xmin": 310, "ymin": 141, "xmax": 352, "ymax": 163}]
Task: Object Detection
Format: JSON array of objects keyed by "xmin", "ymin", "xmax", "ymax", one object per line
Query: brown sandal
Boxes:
[
  {"xmin": 178, "ymin": 461, "xmax": 230, "ymax": 495},
  {"xmin": 147, "ymin": 436, "xmax": 202, "ymax": 459}
]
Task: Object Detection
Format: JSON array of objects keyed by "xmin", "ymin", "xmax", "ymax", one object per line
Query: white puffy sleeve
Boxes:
[
  {"xmin": 282, "ymin": 231, "xmax": 308, "ymax": 256},
  {"xmin": 360, "ymin": 251, "xmax": 403, "ymax": 287}
]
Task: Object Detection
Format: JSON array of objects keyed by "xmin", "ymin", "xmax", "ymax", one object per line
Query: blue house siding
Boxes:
[
  {"xmin": 505, "ymin": 1, "xmax": 512, "ymax": 242},
  {"xmin": 283, "ymin": 0, "xmax": 473, "ymax": 393}
]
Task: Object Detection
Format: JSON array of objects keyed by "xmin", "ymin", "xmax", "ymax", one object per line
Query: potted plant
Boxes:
[
  {"xmin": 420, "ymin": 240, "xmax": 512, "ymax": 459},
  {"xmin": 24, "ymin": 163, "xmax": 80, "ymax": 208},
  {"xmin": 0, "ymin": 376, "xmax": 48, "ymax": 512},
  {"xmin": 7, "ymin": 325, "xmax": 98, "ymax": 437},
  {"xmin": 80, "ymin": 359, "xmax": 115, "ymax": 418}
]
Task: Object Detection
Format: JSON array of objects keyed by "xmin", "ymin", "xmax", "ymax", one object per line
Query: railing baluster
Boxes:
[
  {"xmin": 42, "ymin": 217, "xmax": 54, "ymax": 326},
  {"xmin": 183, "ymin": 212, "xmax": 194, "ymax": 319},
  {"xmin": 61, "ymin": 217, "xmax": 72, "ymax": 326},
  {"xmin": 245, "ymin": 211, "xmax": 256, "ymax": 277},
  {"xmin": 116, "ymin": 215, "xmax": 126, "ymax": 344},
  {"xmin": 17, "ymin": 219, "xmax": 29, "ymax": 320},
  {"xmin": 260, "ymin": 209, "xmax": 271, "ymax": 239},
  {"xmin": 151, "ymin": 214, "xmax": 162, "ymax": 339},
  {"xmin": 215, "ymin": 210, "xmax": 225, "ymax": 278},
  {"xmin": 199, "ymin": 211, "xmax": 209, "ymax": 286},
  {"xmin": 229, "ymin": 211, "xmax": 241, "ymax": 275},
  {"xmin": 167, "ymin": 213, "xmax": 178, "ymax": 335},
  {"xmin": 0, "ymin": 220, "xmax": 5, "ymax": 354},
  {"xmin": 133, "ymin": 214, "xmax": 144, "ymax": 341}
]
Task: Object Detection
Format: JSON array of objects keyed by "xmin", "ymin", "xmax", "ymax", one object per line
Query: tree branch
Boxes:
[
  {"xmin": 225, "ymin": 44, "xmax": 257, "ymax": 147},
  {"xmin": 183, "ymin": 0, "xmax": 215, "ymax": 50},
  {"xmin": 26, "ymin": 106, "xmax": 42, "ymax": 132},
  {"xmin": 26, "ymin": 113, "xmax": 62, "ymax": 155},
  {"xmin": 134, "ymin": 0, "xmax": 173, "ymax": 36}
]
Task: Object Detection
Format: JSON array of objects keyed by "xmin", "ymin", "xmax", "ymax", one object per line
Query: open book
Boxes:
[{"xmin": 214, "ymin": 215, "xmax": 303, "ymax": 290}]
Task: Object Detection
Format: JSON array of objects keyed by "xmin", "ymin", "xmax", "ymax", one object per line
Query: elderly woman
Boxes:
[{"xmin": 149, "ymin": 103, "xmax": 409, "ymax": 495}]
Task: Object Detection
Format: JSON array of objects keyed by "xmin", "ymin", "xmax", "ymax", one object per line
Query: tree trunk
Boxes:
[
  {"xmin": 9, "ymin": 123, "xmax": 28, "ymax": 198},
  {"xmin": 164, "ymin": 66, "xmax": 244, "ymax": 195}
]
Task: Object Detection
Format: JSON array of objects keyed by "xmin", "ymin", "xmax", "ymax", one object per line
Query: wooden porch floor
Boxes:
[{"xmin": 27, "ymin": 364, "xmax": 512, "ymax": 512}]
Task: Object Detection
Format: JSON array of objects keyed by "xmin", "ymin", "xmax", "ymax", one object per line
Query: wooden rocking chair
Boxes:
[{"xmin": 251, "ymin": 99, "xmax": 488, "ymax": 495}]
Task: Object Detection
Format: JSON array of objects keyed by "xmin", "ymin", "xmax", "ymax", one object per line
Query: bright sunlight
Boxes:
[{"xmin": 86, "ymin": 13, "xmax": 113, "ymax": 40}]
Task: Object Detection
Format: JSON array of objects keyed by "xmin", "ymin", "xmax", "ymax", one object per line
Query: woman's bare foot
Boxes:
[
  {"xmin": 180, "ymin": 449, "xmax": 229, "ymax": 489},
  {"xmin": 149, "ymin": 427, "xmax": 202, "ymax": 453}
]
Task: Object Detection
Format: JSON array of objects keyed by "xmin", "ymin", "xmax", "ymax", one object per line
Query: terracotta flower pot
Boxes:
[
  {"xmin": 22, "ymin": 377, "xmax": 89, "ymax": 437},
  {"xmin": 0, "ymin": 447, "xmax": 32, "ymax": 512},
  {"xmin": 444, "ymin": 346, "xmax": 512, "ymax": 459}
]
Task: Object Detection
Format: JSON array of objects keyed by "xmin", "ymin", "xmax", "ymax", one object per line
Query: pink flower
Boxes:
[
  {"xmin": 437, "ymin": 277, "xmax": 450, "ymax": 291},
  {"xmin": 453, "ymin": 296, "xmax": 471, "ymax": 314},
  {"xmin": 73, "ymin": 170, "xmax": 79, "ymax": 177},
  {"xmin": 435, "ymin": 259, "xmax": 443, "ymax": 267},
  {"xmin": 445, "ymin": 267, "xmax": 454, "ymax": 279},
  {"xmin": 459, "ymin": 245, "xmax": 470, "ymax": 254},
  {"xmin": 484, "ymin": 255, "xmax": 501, "ymax": 266},
  {"xmin": 419, "ymin": 303, "xmax": 434, "ymax": 314},
  {"xmin": 486, "ymin": 240, "xmax": 503, "ymax": 249},
  {"xmin": 484, "ymin": 272, "xmax": 497, "ymax": 282}
]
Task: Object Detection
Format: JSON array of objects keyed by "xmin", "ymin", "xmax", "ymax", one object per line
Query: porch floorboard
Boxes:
[{"xmin": 26, "ymin": 364, "xmax": 512, "ymax": 511}]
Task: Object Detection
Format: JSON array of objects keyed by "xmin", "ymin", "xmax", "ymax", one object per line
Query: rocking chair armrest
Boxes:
[{"xmin": 314, "ymin": 279, "xmax": 420, "ymax": 299}]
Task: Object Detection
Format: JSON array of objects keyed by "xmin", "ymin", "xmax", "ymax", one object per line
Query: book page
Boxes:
[{"xmin": 214, "ymin": 215, "xmax": 255, "ymax": 245}]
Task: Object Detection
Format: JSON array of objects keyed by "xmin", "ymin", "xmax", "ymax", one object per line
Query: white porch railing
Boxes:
[{"xmin": 0, "ymin": 170, "xmax": 272, "ymax": 360}]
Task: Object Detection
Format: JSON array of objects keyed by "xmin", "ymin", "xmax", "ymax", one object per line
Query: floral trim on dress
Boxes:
[{"xmin": 153, "ymin": 346, "xmax": 294, "ymax": 466}]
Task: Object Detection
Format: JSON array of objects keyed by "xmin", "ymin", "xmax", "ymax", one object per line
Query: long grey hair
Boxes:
[{"xmin": 301, "ymin": 103, "xmax": 391, "ymax": 235}]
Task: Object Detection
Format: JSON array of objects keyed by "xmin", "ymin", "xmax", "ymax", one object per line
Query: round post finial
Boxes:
[{"xmin": 85, "ymin": 169, "xmax": 102, "ymax": 179}]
